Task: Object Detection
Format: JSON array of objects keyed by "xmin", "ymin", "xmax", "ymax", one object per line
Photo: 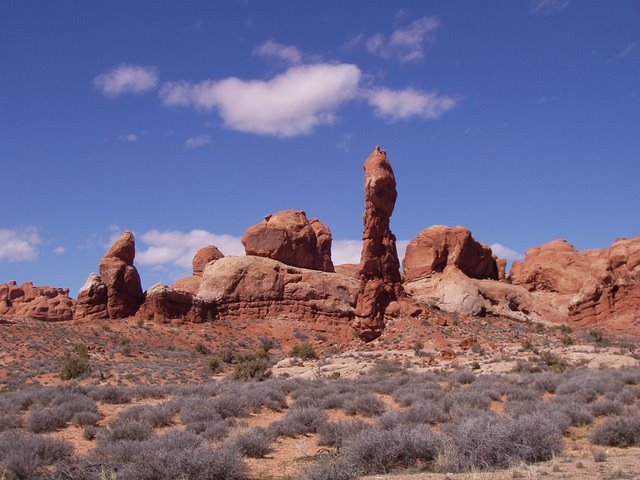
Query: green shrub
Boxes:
[
  {"xmin": 289, "ymin": 341, "xmax": 317, "ymax": 360},
  {"xmin": 59, "ymin": 344, "xmax": 89, "ymax": 380},
  {"xmin": 233, "ymin": 354, "xmax": 271, "ymax": 381},
  {"xmin": 208, "ymin": 357, "xmax": 222, "ymax": 374}
]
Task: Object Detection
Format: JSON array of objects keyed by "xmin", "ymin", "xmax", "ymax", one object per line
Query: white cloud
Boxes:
[
  {"xmin": 118, "ymin": 133, "xmax": 138, "ymax": 142},
  {"xmin": 93, "ymin": 64, "xmax": 159, "ymax": 97},
  {"xmin": 331, "ymin": 239, "xmax": 409, "ymax": 265},
  {"xmin": 366, "ymin": 16, "xmax": 440, "ymax": 63},
  {"xmin": 490, "ymin": 243, "xmax": 525, "ymax": 262},
  {"xmin": 366, "ymin": 88, "xmax": 457, "ymax": 121},
  {"xmin": 0, "ymin": 227, "xmax": 42, "ymax": 262},
  {"xmin": 530, "ymin": 0, "xmax": 569, "ymax": 14},
  {"xmin": 253, "ymin": 40, "xmax": 303, "ymax": 64},
  {"xmin": 137, "ymin": 229, "xmax": 244, "ymax": 270},
  {"xmin": 53, "ymin": 246, "xmax": 66, "ymax": 255},
  {"xmin": 185, "ymin": 134, "xmax": 211, "ymax": 149},
  {"xmin": 159, "ymin": 63, "xmax": 362, "ymax": 137}
]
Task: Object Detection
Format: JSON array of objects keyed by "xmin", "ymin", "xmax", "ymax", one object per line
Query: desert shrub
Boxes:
[
  {"xmin": 105, "ymin": 418, "xmax": 155, "ymax": 442},
  {"xmin": 340, "ymin": 424, "xmax": 444, "ymax": 474},
  {"xmin": 0, "ymin": 430, "xmax": 73, "ymax": 480},
  {"xmin": 442, "ymin": 412, "xmax": 563, "ymax": 471},
  {"xmin": 392, "ymin": 380, "xmax": 443, "ymax": 407},
  {"xmin": 377, "ymin": 400, "xmax": 448, "ymax": 429},
  {"xmin": 0, "ymin": 413, "xmax": 23, "ymax": 431},
  {"xmin": 454, "ymin": 370, "xmax": 476, "ymax": 384},
  {"xmin": 289, "ymin": 341, "xmax": 318, "ymax": 360},
  {"xmin": 590, "ymin": 414, "xmax": 640, "ymax": 447},
  {"xmin": 227, "ymin": 427, "xmax": 273, "ymax": 458},
  {"xmin": 199, "ymin": 418, "xmax": 235, "ymax": 441},
  {"xmin": 116, "ymin": 403, "xmax": 176, "ymax": 428},
  {"xmin": 212, "ymin": 392, "xmax": 250, "ymax": 419},
  {"xmin": 208, "ymin": 357, "xmax": 222, "ymax": 374},
  {"xmin": 300, "ymin": 455, "xmax": 359, "ymax": 480},
  {"xmin": 317, "ymin": 420, "xmax": 369, "ymax": 448},
  {"xmin": 342, "ymin": 393, "xmax": 385, "ymax": 417},
  {"xmin": 272, "ymin": 406, "xmax": 328, "ymax": 437},
  {"xmin": 232, "ymin": 354, "xmax": 272, "ymax": 381},
  {"xmin": 60, "ymin": 343, "xmax": 90, "ymax": 380},
  {"xmin": 72, "ymin": 410, "xmax": 102, "ymax": 426},
  {"xmin": 446, "ymin": 389, "xmax": 492, "ymax": 412},
  {"xmin": 89, "ymin": 385, "xmax": 133, "ymax": 404},
  {"xmin": 532, "ymin": 372, "xmax": 562, "ymax": 393},
  {"xmin": 177, "ymin": 397, "xmax": 223, "ymax": 426},
  {"xmin": 26, "ymin": 407, "xmax": 69, "ymax": 433},
  {"xmin": 83, "ymin": 424, "xmax": 99, "ymax": 440},
  {"xmin": 590, "ymin": 398, "xmax": 624, "ymax": 417},
  {"xmin": 92, "ymin": 430, "xmax": 248, "ymax": 480}
]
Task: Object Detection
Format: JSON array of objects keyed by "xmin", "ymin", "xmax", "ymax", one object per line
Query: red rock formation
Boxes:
[
  {"xmin": 0, "ymin": 281, "xmax": 75, "ymax": 321},
  {"xmin": 403, "ymin": 226, "xmax": 498, "ymax": 282},
  {"xmin": 197, "ymin": 256, "xmax": 358, "ymax": 323},
  {"xmin": 496, "ymin": 257, "xmax": 507, "ymax": 281},
  {"xmin": 242, "ymin": 210, "xmax": 335, "ymax": 272},
  {"xmin": 99, "ymin": 231, "xmax": 144, "ymax": 318},
  {"xmin": 74, "ymin": 273, "xmax": 108, "ymax": 321},
  {"xmin": 354, "ymin": 146, "xmax": 403, "ymax": 341},
  {"xmin": 137, "ymin": 284, "xmax": 215, "ymax": 323},
  {"xmin": 193, "ymin": 245, "xmax": 224, "ymax": 276},
  {"xmin": 334, "ymin": 264, "xmax": 360, "ymax": 279},
  {"xmin": 173, "ymin": 245, "xmax": 225, "ymax": 294}
]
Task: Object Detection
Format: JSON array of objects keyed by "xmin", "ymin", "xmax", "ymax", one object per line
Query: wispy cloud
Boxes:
[
  {"xmin": 530, "ymin": 0, "xmax": 569, "ymax": 15},
  {"xmin": 615, "ymin": 41, "xmax": 637, "ymax": 61},
  {"xmin": 160, "ymin": 63, "xmax": 362, "ymax": 137},
  {"xmin": 185, "ymin": 134, "xmax": 212, "ymax": 149},
  {"xmin": 253, "ymin": 40, "xmax": 303, "ymax": 65},
  {"xmin": 0, "ymin": 227, "xmax": 42, "ymax": 262},
  {"xmin": 137, "ymin": 229, "xmax": 244, "ymax": 270},
  {"xmin": 337, "ymin": 133, "xmax": 353, "ymax": 152},
  {"xmin": 53, "ymin": 246, "xmax": 66, "ymax": 255},
  {"xmin": 93, "ymin": 64, "xmax": 159, "ymax": 97},
  {"xmin": 118, "ymin": 133, "xmax": 138, "ymax": 142},
  {"xmin": 366, "ymin": 88, "xmax": 457, "ymax": 121},
  {"xmin": 366, "ymin": 16, "xmax": 441, "ymax": 63},
  {"xmin": 490, "ymin": 243, "xmax": 524, "ymax": 262}
]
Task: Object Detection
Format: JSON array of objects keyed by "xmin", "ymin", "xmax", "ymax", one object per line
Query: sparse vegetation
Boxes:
[
  {"xmin": 289, "ymin": 341, "xmax": 318, "ymax": 360},
  {"xmin": 59, "ymin": 343, "xmax": 89, "ymax": 380}
]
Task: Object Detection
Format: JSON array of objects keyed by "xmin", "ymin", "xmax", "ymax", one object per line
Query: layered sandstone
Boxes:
[
  {"xmin": 99, "ymin": 231, "xmax": 144, "ymax": 318},
  {"xmin": 403, "ymin": 226, "xmax": 498, "ymax": 282},
  {"xmin": 354, "ymin": 146, "xmax": 403, "ymax": 341},
  {"xmin": 0, "ymin": 281, "xmax": 75, "ymax": 321},
  {"xmin": 74, "ymin": 273, "xmax": 108, "ymax": 321},
  {"xmin": 137, "ymin": 284, "xmax": 215, "ymax": 323},
  {"xmin": 242, "ymin": 210, "xmax": 334, "ymax": 272},
  {"xmin": 197, "ymin": 256, "xmax": 358, "ymax": 323}
]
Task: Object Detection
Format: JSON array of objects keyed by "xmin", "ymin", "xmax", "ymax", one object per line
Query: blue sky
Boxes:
[{"xmin": 1, "ymin": 0, "xmax": 639, "ymax": 295}]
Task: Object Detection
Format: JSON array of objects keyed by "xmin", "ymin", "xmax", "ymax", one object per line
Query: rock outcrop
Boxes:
[
  {"xmin": 354, "ymin": 146, "xmax": 403, "ymax": 341},
  {"xmin": 99, "ymin": 231, "xmax": 144, "ymax": 318},
  {"xmin": 137, "ymin": 284, "xmax": 215, "ymax": 323},
  {"xmin": 403, "ymin": 226, "xmax": 498, "ymax": 282},
  {"xmin": 242, "ymin": 210, "xmax": 335, "ymax": 272},
  {"xmin": 197, "ymin": 256, "xmax": 358, "ymax": 323},
  {"xmin": 173, "ymin": 245, "xmax": 225, "ymax": 294},
  {"xmin": 74, "ymin": 273, "xmax": 108, "ymax": 321},
  {"xmin": 0, "ymin": 281, "xmax": 75, "ymax": 321}
]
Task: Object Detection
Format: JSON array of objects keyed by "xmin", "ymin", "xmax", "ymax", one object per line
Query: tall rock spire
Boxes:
[{"xmin": 353, "ymin": 146, "xmax": 403, "ymax": 341}]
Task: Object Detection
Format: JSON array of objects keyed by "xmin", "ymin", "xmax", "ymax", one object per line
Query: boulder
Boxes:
[
  {"xmin": 354, "ymin": 146, "xmax": 403, "ymax": 341},
  {"xmin": 242, "ymin": 210, "xmax": 335, "ymax": 272},
  {"xmin": 197, "ymin": 256, "xmax": 358, "ymax": 322},
  {"xmin": 137, "ymin": 284, "xmax": 215, "ymax": 323},
  {"xmin": 74, "ymin": 273, "xmax": 108, "ymax": 321},
  {"xmin": 0, "ymin": 281, "xmax": 75, "ymax": 321},
  {"xmin": 403, "ymin": 226, "xmax": 498, "ymax": 282},
  {"xmin": 172, "ymin": 245, "xmax": 224, "ymax": 294},
  {"xmin": 193, "ymin": 245, "xmax": 224, "ymax": 276},
  {"xmin": 334, "ymin": 264, "xmax": 360, "ymax": 279},
  {"xmin": 99, "ymin": 231, "xmax": 144, "ymax": 318}
]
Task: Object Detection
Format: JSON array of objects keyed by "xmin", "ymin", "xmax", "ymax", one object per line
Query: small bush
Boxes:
[
  {"xmin": 590, "ymin": 399, "xmax": 624, "ymax": 417},
  {"xmin": 233, "ymin": 354, "xmax": 272, "ymax": 381},
  {"xmin": 26, "ymin": 407, "xmax": 68, "ymax": 433},
  {"xmin": 83, "ymin": 424, "xmax": 99, "ymax": 440},
  {"xmin": 317, "ymin": 420, "xmax": 369, "ymax": 448},
  {"xmin": 0, "ymin": 430, "xmax": 73, "ymax": 479},
  {"xmin": 590, "ymin": 414, "xmax": 640, "ymax": 447},
  {"xmin": 272, "ymin": 406, "xmax": 328, "ymax": 437},
  {"xmin": 301, "ymin": 455, "xmax": 359, "ymax": 480},
  {"xmin": 88, "ymin": 385, "xmax": 133, "ymax": 404},
  {"xmin": 105, "ymin": 418, "xmax": 154, "ymax": 442},
  {"xmin": 60, "ymin": 344, "xmax": 89, "ymax": 380},
  {"xmin": 289, "ymin": 341, "xmax": 318, "ymax": 360},
  {"xmin": 208, "ymin": 357, "xmax": 222, "ymax": 374},
  {"xmin": 72, "ymin": 410, "xmax": 102, "ymax": 426},
  {"xmin": 343, "ymin": 393, "xmax": 385, "ymax": 417},
  {"xmin": 195, "ymin": 342, "xmax": 209, "ymax": 354},
  {"xmin": 228, "ymin": 427, "xmax": 273, "ymax": 458}
]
